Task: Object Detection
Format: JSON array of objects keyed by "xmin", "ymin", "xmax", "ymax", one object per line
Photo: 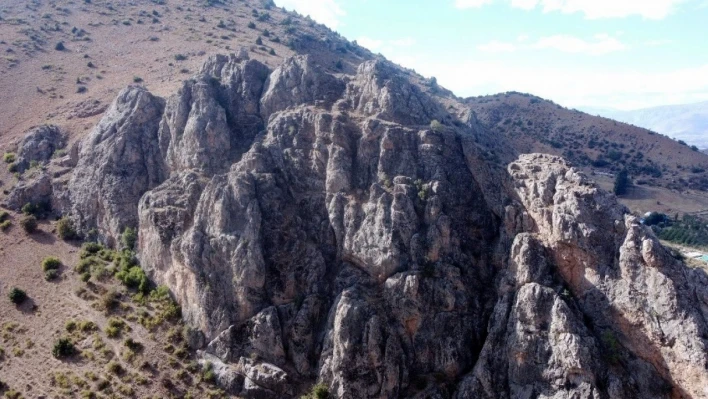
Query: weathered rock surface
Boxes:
[
  {"xmin": 13, "ymin": 124, "xmax": 66, "ymax": 173},
  {"xmin": 61, "ymin": 55, "xmax": 708, "ymax": 398},
  {"xmin": 67, "ymin": 86, "xmax": 165, "ymax": 245}
]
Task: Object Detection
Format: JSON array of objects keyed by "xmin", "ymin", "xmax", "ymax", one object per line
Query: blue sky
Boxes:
[{"xmin": 275, "ymin": 0, "xmax": 708, "ymax": 110}]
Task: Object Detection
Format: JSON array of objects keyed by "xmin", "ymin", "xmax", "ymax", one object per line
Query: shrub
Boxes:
[
  {"xmin": 81, "ymin": 242, "xmax": 103, "ymax": 257},
  {"xmin": 335, "ymin": 59, "xmax": 343, "ymax": 70},
  {"xmin": 106, "ymin": 361, "xmax": 124, "ymax": 374},
  {"xmin": 21, "ymin": 203, "xmax": 35, "ymax": 215},
  {"xmin": 430, "ymin": 120, "xmax": 443, "ymax": 133},
  {"xmin": 8, "ymin": 287, "xmax": 27, "ymax": 304},
  {"xmin": 44, "ymin": 269, "xmax": 59, "ymax": 281},
  {"xmin": 133, "ymin": 76, "xmax": 143, "ymax": 83},
  {"xmin": 302, "ymin": 383, "xmax": 330, "ymax": 399},
  {"xmin": 255, "ymin": 36, "xmax": 263, "ymax": 45},
  {"xmin": 247, "ymin": 21, "xmax": 256, "ymax": 29},
  {"xmin": 269, "ymin": 48, "xmax": 276, "ymax": 55},
  {"xmin": 124, "ymin": 338, "xmax": 143, "ymax": 352},
  {"xmin": 42, "ymin": 256, "xmax": 62, "ymax": 272},
  {"xmin": 115, "ymin": 266, "xmax": 149, "ymax": 293},
  {"xmin": 65, "ymin": 320, "xmax": 77, "ymax": 332},
  {"xmin": 3, "ymin": 152, "xmax": 15, "ymax": 163},
  {"xmin": 0, "ymin": 220, "xmax": 11, "ymax": 231},
  {"xmin": 121, "ymin": 227, "xmax": 137, "ymax": 250},
  {"xmin": 202, "ymin": 362, "xmax": 216, "ymax": 384},
  {"xmin": 52, "ymin": 337, "xmax": 75, "ymax": 358},
  {"xmin": 174, "ymin": 53, "xmax": 188, "ymax": 61},
  {"xmin": 0, "ymin": 210, "xmax": 8, "ymax": 221},
  {"xmin": 55, "ymin": 41, "xmax": 65, "ymax": 51},
  {"xmin": 56, "ymin": 217, "xmax": 76, "ymax": 240},
  {"xmin": 100, "ymin": 291, "xmax": 120, "ymax": 312}
]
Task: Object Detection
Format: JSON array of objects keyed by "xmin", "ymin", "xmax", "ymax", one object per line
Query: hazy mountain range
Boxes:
[{"xmin": 583, "ymin": 101, "xmax": 708, "ymax": 149}]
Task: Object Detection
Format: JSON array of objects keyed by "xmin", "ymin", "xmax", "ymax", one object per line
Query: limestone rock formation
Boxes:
[
  {"xmin": 67, "ymin": 86, "xmax": 166, "ymax": 246},
  {"xmin": 13, "ymin": 124, "xmax": 66, "ymax": 173},
  {"xmin": 59, "ymin": 54, "xmax": 708, "ymax": 398}
]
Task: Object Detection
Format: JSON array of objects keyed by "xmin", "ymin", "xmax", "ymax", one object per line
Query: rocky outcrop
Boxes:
[
  {"xmin": 13, "ymin": 124, "xmax": 66, "ymax": 173},
  {"xmin": 67, "ymin": 86, "xmax": 165, "ymax": 245},
  {"xmin": 62, "ymin": 54, "xmax": 708, "ymax": 398},
  {"xmin": 4, "ymin": 171, "xmax": 53, "ymax": 210}
]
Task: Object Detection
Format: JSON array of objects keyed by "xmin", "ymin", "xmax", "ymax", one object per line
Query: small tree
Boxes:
[
  {"xmin": 56, "ymin": 217, "xmax": 76, "ymax": 240},
  {"xmin": 613, "ymin": 169, "xmax": 630, "ymax": 196},
  {"xmin": 430, "ymin": 120, "xmax": 443, "ymax": 133},
  {"xmin": 8, "ymin": 287, "xmax": 27, "ymax": 304},
  {"xmin": 52, "ymin": 337, "xmax": 75, "ymax": 358},
  {"xmin": 255, "ymin": 36, "xmax": 263, "ymax": 45},
  {"xmin": 121, "ymin": 227, "xmax": 137, "ymax": 250},
  {"xmin": 20, "ymin": 215, "xmax": 38, "ymax": 233}
]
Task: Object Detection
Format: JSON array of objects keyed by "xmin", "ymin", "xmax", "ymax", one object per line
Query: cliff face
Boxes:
[{"xmin": 44, "ymin": 52, "xmax": 708, "ymax": 398}]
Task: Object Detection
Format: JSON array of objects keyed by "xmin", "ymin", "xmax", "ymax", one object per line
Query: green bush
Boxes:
[
  {"xmin": 174, "ymin": 54, "xmax": 187, "ymax": 61},
  {"xmin": 302, "ymin": 383, "xmax": 330, "ymax": 399},
  {"xmin": 20, "ymin": 215, "xmax": 37, "ymax": 233},
  {"xmin": 0, "ymin": 220, "xmax": 11, "ymax": 231},
  {"xmin": 248, "ymin": 21, "xmax": 256, "ymax": 29},
  {"xmin": 56, "ymin": 217, "xmax": 76, "ymax": 240},
  {"xmin": 7, "ymin": 162, "xmax": 18, "ymax": 173},
  {"xmin": 21, "ymin": 203, "xmax": 35, "ymax": 215},
  {"xmin": 81, "ymin": 242, "xmax": 103, "ymax": 257},
  {"xmin": 107, "ymin": 361, "xmax": 124, "ymax": 374},
  {"xmin": 2, "ymin": 152, "xmax": 15, "ymax": 163},
  {"xmin": 42, "ymin": 256, "xmax": 62, "ymax": 272},
  {"xmin": 44, "ymin": 269, "xmax": 59, "ymax": 281},
  {"xmin": 115, "ymin": 266, "xmax": 149, "ymax": 293},
  {"xmin": 8, "ymin": 287, "xmax": 27, "ymax": 304},
  {"xmin": 121, "ymin": 227, "xmax": 137, "ymax": 250},
  {"xmin": 52, "ymin": 337, "xmax": 75, "ymax": 358},
  {"xmin": 430, "ymin": 120, "xmax": 443, "ymax": 133}
]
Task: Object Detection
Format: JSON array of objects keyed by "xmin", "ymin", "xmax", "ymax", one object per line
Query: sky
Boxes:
[{"xmin": 274, "ymin": 0, "xmax": 708, "ymax": 110}]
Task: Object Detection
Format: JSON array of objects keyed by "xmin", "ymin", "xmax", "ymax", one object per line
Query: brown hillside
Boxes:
[{"xmin": 466, "ymin": 92, "xmax": 708, "ymax": 192}]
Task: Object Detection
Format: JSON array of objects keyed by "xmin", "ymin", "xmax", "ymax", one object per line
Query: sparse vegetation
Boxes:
[
  {"xmin": 302, "ymin": 383, "xmax": 330, "ymax": 399},
  {"xmin": 174, "ymin": 53, "xmax": 188, "ymax": 61},
  {"xmin": 3, "ymin": 152, "xmax": 15, "ymax": 163},
  {"xmin": 55, "ymin": 41, "xmax": 65, "ymax": 51}
]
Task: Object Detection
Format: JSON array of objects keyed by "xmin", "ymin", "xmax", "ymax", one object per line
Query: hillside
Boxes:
[
  {"xmin": 1, "ymin": 1, "xmax": 708, "ymax": 399},
  {"xmin": 583, "ymin": 101, "xmax": 708, "ymax": 149},
  {"xmin": 466, "ymin": 92, "xmax": 708, "ymax": 192}
]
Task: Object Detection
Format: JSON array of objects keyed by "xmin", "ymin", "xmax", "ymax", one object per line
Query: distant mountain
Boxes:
[{"xmin": 582, "ymin": 102, "xmax": 708, "ymax": 148}]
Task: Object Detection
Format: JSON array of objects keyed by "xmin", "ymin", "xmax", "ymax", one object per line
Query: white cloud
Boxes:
[
  {"xmin": 456, "ymin": 0, "xmax": 690, "ymax": 19},
  {"xmin": 532, "ymin": 34, "xmax": 626, "ymax": 55},
  {"xmin": 517, "ymin": 34, "xmax": 530, "ymax": 42},
  {"xmin": 387, "ymin": 51, "xmax": 708, "ymax": 109},
  {"xmin": 478, "ymin": 40, "xmax": 518, "ymax": 52},
  {"xmin": 455, "ymin": 0, "xmax": 495, "ymax": 8},
  {"xmin": 275, "ymin": 0, "xmax": 345, "ymax": 29}
]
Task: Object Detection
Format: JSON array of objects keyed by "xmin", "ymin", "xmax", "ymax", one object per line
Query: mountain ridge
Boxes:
[{"xmin": 1, "ymin": 1, "xmax": 708, "ymax": 398}]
